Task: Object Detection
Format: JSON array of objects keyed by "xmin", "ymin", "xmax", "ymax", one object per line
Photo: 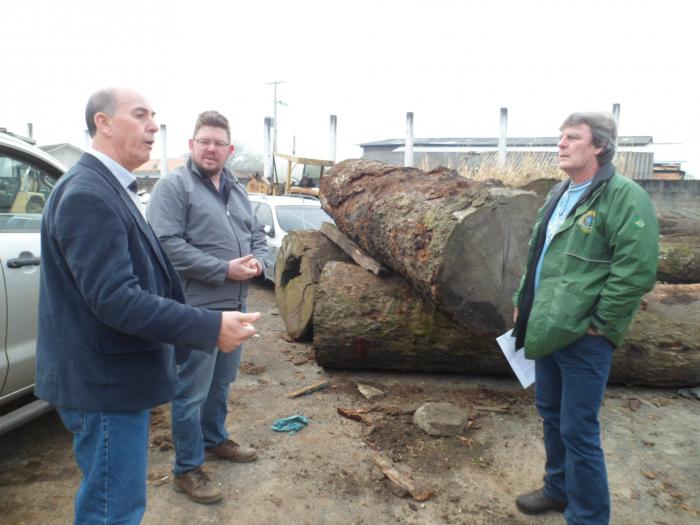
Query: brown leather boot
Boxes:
[
  {"xmin": 515, "ymin": 488, "xmax": 567, "ymax": 515},
  {"xmin": 206, "ymin": 439, "xmax": 258, "ymax": 463},
  {"xmin": 172, "ymin": 467, "xmax": 223, "ymax": 504}
]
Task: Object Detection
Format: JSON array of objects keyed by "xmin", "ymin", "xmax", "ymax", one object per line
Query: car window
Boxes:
[
  {"xmin": 253, "ymin": 202, "xmax": 274, "ymax": 229},
  {"xmin": 0, "ymin": 154, "xmax": 57, "ymax": 232},
  {"xmin": 275, "ymin": 205, "xmax": 332, "ymax": 232}
]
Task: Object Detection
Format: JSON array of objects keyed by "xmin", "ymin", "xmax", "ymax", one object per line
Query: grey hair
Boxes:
[
  {"xmin": 560, "ymin": 112, "xmax": 617, "ymax": 165},
  {"xmin": 85, "ymin": 88, "xmax": 119, "ymax": 137}
]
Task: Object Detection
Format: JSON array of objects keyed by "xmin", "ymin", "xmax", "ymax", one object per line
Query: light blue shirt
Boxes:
[
  {"xmin": 87, "ymin": 148, "xmax": 137, "ymax": 192},
  {"xmin": 534, "ymin": 179, "xmax": 592, "ymax": 291}
]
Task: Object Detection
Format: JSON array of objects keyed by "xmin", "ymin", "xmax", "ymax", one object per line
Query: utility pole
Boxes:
[{"xmin": 266, "ymin": 80, "xmax": 287, "ymax": 153}]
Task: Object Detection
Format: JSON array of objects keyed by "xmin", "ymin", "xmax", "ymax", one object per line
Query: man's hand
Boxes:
[
  {"xmin": 217, "ymin": 311, "xmax": 261, "ymax": 352},
  {"xmin": 586, "ymin": 325, "xmax": 600, "ymax": 336},
  {"xmin": 247, "ymin": 257, "xmax": 263, "ymax": 277},
  {"xmin": 227, "ymin": 254, "xmax": 259, "ymax": 281},
  {"xmin": 513, "ymin": 307, "xmax": 519, "ymax": 324}
]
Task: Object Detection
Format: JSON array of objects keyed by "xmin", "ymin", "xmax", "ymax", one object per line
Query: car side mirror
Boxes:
[{"xmin": 263, "ymin": 224, "xmax": 275, "ymax": 237}]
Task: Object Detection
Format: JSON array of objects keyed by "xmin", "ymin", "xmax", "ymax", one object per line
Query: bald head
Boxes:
[{"xmin": 86, "ymin": 87, "xmax": 159, "ymax": 171}]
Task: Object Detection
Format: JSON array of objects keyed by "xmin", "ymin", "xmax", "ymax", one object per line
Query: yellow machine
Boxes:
[{"xmin": 246, "ymin": 153, "xmax": 334, "ymax": 196}]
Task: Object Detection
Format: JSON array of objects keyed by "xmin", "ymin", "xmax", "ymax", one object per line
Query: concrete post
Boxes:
[
  {"xmin": 498, "ymin": 107, "xmax": 508, "ymax": 167},
  {"xmin": 329, "ymin": 115, "xmax": 337, "ymax": 162},
  {"xmin": 159, "ymin": 124, "xmax": 168, "ymax": 178},
  {"xmin": 26, "ymin": 123, "xmax": 33, "ymax": 140},
  {"xmin": 404, "ymin": 112, "xmax": 414, "ymax": 168},
  {"xmin": 264, "ymin": 117, "xmax": 273, "ymax": 182},
  {"xmin": 612, "ymin": 103, "xmax": 620, "ymax": 149},
  {"xmin": 612, "ymin": 103, "xmax": 620, "ymax": 127}
]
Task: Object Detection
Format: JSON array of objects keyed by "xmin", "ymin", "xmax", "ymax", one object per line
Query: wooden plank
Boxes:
[
  {"xmin": 287, "ymin": 380, "xmax": 330, "ymax": 399},
  {"xmin": 320, "ymin": 222, "xmax": 389, "ymax": 276}
]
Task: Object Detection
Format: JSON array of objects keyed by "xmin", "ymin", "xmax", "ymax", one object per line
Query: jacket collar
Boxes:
[
  {"xmin": 80, "ymin": 153, "xmax": 171, "ymax": 276},
  {"xmin": 187, "ymin": 157, "xmax": 237, "ymax": 204}
]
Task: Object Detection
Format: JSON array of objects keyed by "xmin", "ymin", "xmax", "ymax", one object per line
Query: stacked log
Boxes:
[
  {"xmin": 269, "ymin": 159, "xmax": 700, "ymax": 387},
  {"xmin": 611, "ymin": 284, "xmax": 700, "ymax": 386},
  {"xmin": 320, "ymin": 160, "xmax": 541, "ymax": 335},
  {"xmin": 313, "ymin": 262, "xmax": 700, "ymax": 387},
  {"xmin": 274, "ymin": 229, "xmax": 352, "ymax": 340},
  {"xmin": 313, "ymin": 262, "xmax": 509, "ymax": 375}
]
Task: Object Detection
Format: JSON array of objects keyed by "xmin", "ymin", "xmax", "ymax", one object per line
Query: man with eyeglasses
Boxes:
[{"xmin": 148, "ymin": 110, "xmax": 267, "ymax": 504}]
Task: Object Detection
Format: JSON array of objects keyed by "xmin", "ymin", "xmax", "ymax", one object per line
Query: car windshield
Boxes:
[{"xmin": 275, "ymin": 205, "xmax": 332, "ymax": 232}]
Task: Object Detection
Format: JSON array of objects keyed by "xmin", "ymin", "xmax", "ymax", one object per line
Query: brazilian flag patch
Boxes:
[
  {"xmin": 635, "ymin": 219, "xmax": 645, "ymax": 228},
  {"xmin": 578, "ymin": 211, "xmax": 596, "ymax": 234}
]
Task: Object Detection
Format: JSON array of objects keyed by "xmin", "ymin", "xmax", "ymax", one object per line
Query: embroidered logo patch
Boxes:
[
  {"xmin": 635, "ymin": 219, "xmax": 645, "ymax": 228},
  {"xmin": 578, "ymin": 211, "xmax": 596, "ymax": 234}
]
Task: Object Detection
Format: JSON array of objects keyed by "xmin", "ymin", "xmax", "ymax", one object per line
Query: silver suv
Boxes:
[
  {"xmin": 0, "ymin": 131, "xmax": 65, "ymax": 435},
  {"xmin": 248, "ymin": 193, "xmax": 333, "ymax": 282}
]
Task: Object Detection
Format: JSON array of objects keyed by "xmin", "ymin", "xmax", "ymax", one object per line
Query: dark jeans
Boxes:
[
  {"xmin": 535, "ymin": 334, "xmax": 613, "ymax": 525},
  {"xmin": 57, "ymin": 407, "xmax": 150, "ymax": 525},
  {"xmin": 171, "ymin": 345, "xmax": 243, "ymax": 474}
]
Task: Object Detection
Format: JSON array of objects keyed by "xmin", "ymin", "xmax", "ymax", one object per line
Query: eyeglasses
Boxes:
[{"xmin": 193, "ymin": 138, "xmax": 230, "ymax": 149}]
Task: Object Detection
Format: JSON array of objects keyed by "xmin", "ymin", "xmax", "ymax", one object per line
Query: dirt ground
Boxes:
[{"xmin": 1, "ymin": 280, "xmax": 699, "ymax": 525}]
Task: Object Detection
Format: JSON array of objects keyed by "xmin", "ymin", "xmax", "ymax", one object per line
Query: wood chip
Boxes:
[
  {"xmin": 643, "ymin": 471, "xmax": 657, "ymax": 479},
  {"xmin": 472, "ymin": 405, "xmax": 510, "ymax": 413},
  {"xmin": 373, "ymin": 453, "xmax": 434, "ymax": 502},
  {"xmin": 337, "ymin": 407, "xmax": 374, "ymax": 426},
  {"xmin": 287, "ymin": 380, "xmax": 330, "ymax": 398}
]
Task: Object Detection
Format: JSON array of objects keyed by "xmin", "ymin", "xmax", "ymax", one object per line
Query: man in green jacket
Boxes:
[{"xmin": 512, "ymin": 112, "xmax": 658, "ymax": 525}]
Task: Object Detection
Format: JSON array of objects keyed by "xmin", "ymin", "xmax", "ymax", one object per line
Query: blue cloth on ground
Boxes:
[{"xmin": 271, "ymin": 415, "xmax": 308, "ymax": 435}]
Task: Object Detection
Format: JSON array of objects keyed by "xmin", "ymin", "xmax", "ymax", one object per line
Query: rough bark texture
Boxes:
[
  {"xmin": 320, "ymin": 159, "xmax": 541, "ymax": 335},
  {"xmin": 313, "ymin": 261, "xmax": 514, "ymax": 375},
  {"xmin": 274, "ymin": 229, "xmax": 352, "ymax": 340},
  {"xmin": 657, "ymin": 237, "xmax": 700, "ymax": 283},
  {"xmin": 314, "ymin": 263, "xmax": 700, "ymax": 387},
  {"xmin": 657, "ymin": 213, "xmax": 700, "ymax": 238},
  {"xmin": 612, "ymin": 283, "xmax": 700, "ymax": 387}
]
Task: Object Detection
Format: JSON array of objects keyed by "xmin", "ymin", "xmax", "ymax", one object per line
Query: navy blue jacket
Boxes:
[{"xmin": 35, "ymin": 153, "xmax": 221, "ymax": 411}]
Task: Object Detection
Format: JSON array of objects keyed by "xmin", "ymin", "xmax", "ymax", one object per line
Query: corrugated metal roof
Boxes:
[{"xmin": 360, "ymin": 136, "xmax": 653, "ymax": 148}]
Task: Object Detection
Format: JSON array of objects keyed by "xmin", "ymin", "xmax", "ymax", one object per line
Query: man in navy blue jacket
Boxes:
[{"xmin": 35, "ymin": 87, "xmax": 261, "ymax": 525}]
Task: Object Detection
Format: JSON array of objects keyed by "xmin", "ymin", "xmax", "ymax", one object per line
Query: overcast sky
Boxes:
[{"xmin": 2, "ymin": 0, "xmax": 698, "ymax": 175}]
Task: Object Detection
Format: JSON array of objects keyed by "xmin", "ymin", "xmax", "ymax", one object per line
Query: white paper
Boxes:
[{"xmin": 496, "ymin": 329, "xmax": 535, "ymax": 389}]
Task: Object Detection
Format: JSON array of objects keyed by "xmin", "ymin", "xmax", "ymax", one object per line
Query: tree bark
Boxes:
[
  {"xmin": 657, "ymin": 238, "xmax": 700, "ymax": 283},
  {"xmin": 320, "ymin": 159, "xmax": 541, "ymax": 336},
  {"xmin": 313, "ymin": 261, "xmax": 514, "ymax": 376},
  {"xmin": 657, "ymin": 213, "xmax": 700, "ymax": 238},
  {"xmin": 274, "ymin": 229, "xmax": 352, "ymax": 340},
  {"xmin": 314, "ymin": 262, "xmax": 700, "ymax": 387},
  {"xmin": 612, "ymin": 283, "xmax": 700, "ymax": 387}
]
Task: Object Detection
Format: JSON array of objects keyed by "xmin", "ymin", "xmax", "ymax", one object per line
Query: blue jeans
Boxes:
[
  {"xmin": 57, "ymin": 407, "xmax": 150, "ymax": 525},
  {"xmin": 535, "ymin": 334, "xmax": 613, "ymax": 525},
  {"xmin": 171, "ymin": 344, "xmax": 242, "ymax": 474}
]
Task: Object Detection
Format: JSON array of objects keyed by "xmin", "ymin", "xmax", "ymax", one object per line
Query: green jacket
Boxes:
[{"xmin": 512, "ymin": 163, "xmax": 659, "ymax": 359}]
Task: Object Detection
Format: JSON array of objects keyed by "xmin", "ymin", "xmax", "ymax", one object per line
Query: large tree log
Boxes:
[
  {"xmin": 274, "ymin": 229, "xmax": 352, "ymax": 340},
  {"xmin": 612, "ymin": 283, "xmax": 700, "ymax": 387},
  {"xmin": 314, "ymin": 262, "xmax": 700, "ymax": 387},
  {"xmin": 320, "ymin": 160, "xmax": 541, "ymax": 335},
  {"xmin": 658, "ymin": 238, "xmax": 700, "ymax": 283},
  {"xmin": 313, "ymin": 262, "xmax": 510, "ymax": 375}
]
